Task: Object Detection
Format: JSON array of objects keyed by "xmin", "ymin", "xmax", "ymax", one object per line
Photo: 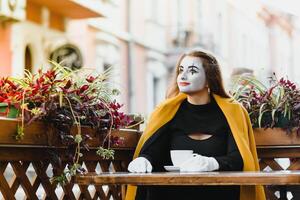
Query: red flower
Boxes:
[
  {"xmin": 79, "ymin": 85, "xmax": 89, "ymax": 94},
  {"xmin": 45, "ymin": 70, "xmax": 56, "ymax": 80},
  {"xmin": 0, "ymin": 96, "xmax": 6, "ymax": 102},
  {"xmin": 86, "ymin": 76, "xmax": 95, "ymax": 83},
  {"xmin": 64, "ymin": 80, "xmax": 72, "ymax": 90},
  {"xmin": 5, "ymin": 79, "xmax": 18, "ymax": 90}
]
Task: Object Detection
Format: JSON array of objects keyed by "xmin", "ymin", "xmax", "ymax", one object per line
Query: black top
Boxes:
[{"xmin": 136, "ymin": 97, "xmax": 243, "ymax": 200}]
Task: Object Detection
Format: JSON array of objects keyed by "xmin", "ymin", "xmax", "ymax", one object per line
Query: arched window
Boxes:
[
  {"xmin": 49, "ymin": 44, "xmax": 83, "ymax": 70},
  {"xmin": 25, "ymin": 46, "xmax": 33, "ymax": 73}
]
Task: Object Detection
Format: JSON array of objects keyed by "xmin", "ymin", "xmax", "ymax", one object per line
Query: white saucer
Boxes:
[{"xmin": 164, "ymin": 165, "xmax": 180, "ymax": 172}]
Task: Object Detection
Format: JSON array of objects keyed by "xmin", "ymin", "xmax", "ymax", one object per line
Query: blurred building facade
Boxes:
[
  {"xmin": 0, "ymin": 0, "xmax": 103, "ymax": 77},
  {"xmin": 101, "ymin": 0, "xmax": 300, "ymax": 115},
  {"xmin": 166, "ymin": 0, "xmax": 300, "ymax": 87},
  {"xmin": 1, "ymin": 0, "xmax": 300, "ymax": 116},
  {"xmin": 66, "ymin": 0, "xmax": 169, "ymax": 114}
]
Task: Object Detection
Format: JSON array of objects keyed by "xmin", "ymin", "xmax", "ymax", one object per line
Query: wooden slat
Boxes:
[
  {"xmin": 78, "ymin": 184, "xmax": 93, "ymax": 200},
  {"xmin": 288, "ymin": 159, "xmax": 300, "ymax": 170},
  {"xmin": 76, "ymin": 171, "xmax": 300, "ymax": 186},
  {"xmin": 259, "ymin": 160, "xmax": 269, "ymax": 171},
  {"xmin": 0, "ymin": 117, "xmax": 49, "ymax": 145},
  {"xmin": 95, "ymin": 185, "xmax": 109, "ymax": 200},
  {"xmin": 11, "ymin": 161, "xmax": 38, "ymax": 200},
  {"xmin": 257, "ymin": 147, "xmax": 300, "ymax": 158},
  {"xmin": 0, "ymin": 117, "xmax": 141, "ymax": 149},
  {"xmin": 0, "ymin": 147, "xmax": 134, "ymax": 162},
  {"xmin": 261, "ymin": 158, "xmax": 284, "ymax": 170},
  {"xmin": 0, "ymin": 162, "xmax": 15, "ymax": 200},
  {"xmin": 32, "ymin": 161, "xmax": 58, "ymax": 200},
  {"xmin": 254, "ymin": 128, "xmax": 300, "ymax": 146},
  {"xmin": 264, "ymin": 186, "xmax": 278, "ymax": 200}
]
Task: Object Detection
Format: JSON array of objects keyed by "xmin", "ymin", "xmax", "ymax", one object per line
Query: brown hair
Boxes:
[{"xmin": 166, "ymin": 49, "xmax": 230, "ymax": 99}]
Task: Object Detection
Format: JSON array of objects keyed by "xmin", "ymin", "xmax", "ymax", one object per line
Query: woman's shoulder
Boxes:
[{"xmin": 154, "ymin": 93, "xmax": 187, "ymax": 110}]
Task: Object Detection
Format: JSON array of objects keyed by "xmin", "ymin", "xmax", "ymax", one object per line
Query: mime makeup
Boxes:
[{"xmin": 177, "ymin": 56, "xmax": 206, "ymax": 94}]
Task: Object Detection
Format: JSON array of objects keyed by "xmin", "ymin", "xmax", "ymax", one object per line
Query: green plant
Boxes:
[
  {"xmin": 0, "ymin": 77, "xmax": 23, "ymax": 118},
  {"xmin": 0, "ymin": 62, "xmax": 132, "ymax": 185},
  {"xmin": 231, "ymin": 73, "xmax": 300, "ymax": 134}
]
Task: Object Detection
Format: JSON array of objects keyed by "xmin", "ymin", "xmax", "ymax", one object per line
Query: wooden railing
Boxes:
[
  {"xmin": 0, "ymin": 146, "xmax": 135, "ymax": 200},
  {"xmin": 257, "ymin": 146, "xmax": 300, "ymax": 200},
  {"xmin": 0, "ymin": 117, "xmax": 141, "ymax": 200},
  {"xmin": 255, "ymin": 128, "xmax": 300, "ymax": 200},
  {"xmin": 1, "ymin": 123, "xmax": 300, "ymax": 200}
]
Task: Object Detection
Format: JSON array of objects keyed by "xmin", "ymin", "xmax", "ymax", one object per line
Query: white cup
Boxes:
[{"xmin": 170, "ymin": 150, "xmax": 198, "ymax": 167}]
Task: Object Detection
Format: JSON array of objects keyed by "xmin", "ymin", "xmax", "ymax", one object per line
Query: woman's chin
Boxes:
[{"xmin": 180, "ymin": 89, "xmax": 206, "ymax": 96}]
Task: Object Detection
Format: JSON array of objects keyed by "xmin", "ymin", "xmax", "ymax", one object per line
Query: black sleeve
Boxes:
[
  {"xmin": 214, "ymin": 131, "xmax": 244, "ymax": 171},
  {"xmin": 139, "ymin": 125, "xmax": 171, "ymax": 171}
]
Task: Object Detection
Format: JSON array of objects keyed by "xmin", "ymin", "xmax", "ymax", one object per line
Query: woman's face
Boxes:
[{"xmin": 177, "ymin": 56, "xmax": 206, "ymax": 94}]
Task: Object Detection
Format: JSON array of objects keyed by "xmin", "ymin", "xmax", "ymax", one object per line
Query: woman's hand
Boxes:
[
  {"xmin": 128, "ymin": 157, "xmax": 153, "ymax": 173},
  {"xmin": 179, "ymin": 154, "xmax": 219, "ymax": 172}
]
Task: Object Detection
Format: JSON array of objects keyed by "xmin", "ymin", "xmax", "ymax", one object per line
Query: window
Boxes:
[
  {"xmin": 153, "ymin": 76, "xmax": 159, "ymax": 106},
  {"xmin": 24, "ymin": 46, "xmax": 32, "ymax": 73}
]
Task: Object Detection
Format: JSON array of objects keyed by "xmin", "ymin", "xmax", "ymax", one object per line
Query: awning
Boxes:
[{"xmin": 28, "ymin": 0, "xmax": 105, "ymax": 19}]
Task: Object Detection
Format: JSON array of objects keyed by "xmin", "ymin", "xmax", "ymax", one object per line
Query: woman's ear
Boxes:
[{"xmin": 205, "ymin": 81, "xmax": 209, "ymax": 88}]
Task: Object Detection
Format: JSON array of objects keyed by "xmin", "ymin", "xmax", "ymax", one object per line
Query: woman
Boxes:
[{"xmin": 125, "ymin": 49, "xmax": 265, "ymax": 200}]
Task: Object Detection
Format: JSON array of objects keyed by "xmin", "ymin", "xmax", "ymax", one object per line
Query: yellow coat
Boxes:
[{"xmin": 125, "ymin": 93, "xmax": 266, "ymax": 200}]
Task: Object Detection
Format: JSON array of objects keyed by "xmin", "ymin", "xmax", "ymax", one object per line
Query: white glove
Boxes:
[
  {"xmin": 128, "ymin": 157, "xmax": 153, "ymax": 173},
  {"xmin": 180, "ymin": 154, "xmax": 219, "ymax": 172}
]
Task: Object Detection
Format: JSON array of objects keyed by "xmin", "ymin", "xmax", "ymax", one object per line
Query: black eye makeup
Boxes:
[
  {"xmin": 178, "ymin": 63, "xmax": 200, "ymax": 75},
  {"xmin": 188, "ymin": 65, "xmax": 199, "ymax": 70},
  {"xmin": 178, "ymin": 66, "xmax": 184, "ymax": 73},
  {"xmin": 188, "ymin": 65, "xmax": 199, "ymax": 74}
]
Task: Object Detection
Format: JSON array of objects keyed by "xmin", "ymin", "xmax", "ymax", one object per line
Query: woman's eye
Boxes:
[{"xmin": 190, "ymin": 69, "xmax": 197, "ymax": 74}]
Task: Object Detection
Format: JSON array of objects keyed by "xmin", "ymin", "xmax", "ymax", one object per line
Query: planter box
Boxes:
[
  {"xmin": 0, "ymin": 117, "xmax": 49, "ymax": 145},
  {"xmin": 253, "ymin": 128, "xmax": 300, "ymax": 146},
  {"xmin": 0, "ymin": 117, "xmax": 141, "ymax": 149}
]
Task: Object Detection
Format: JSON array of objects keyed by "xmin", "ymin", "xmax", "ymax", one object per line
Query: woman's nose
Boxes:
[{"xmin": 181, "ymin": 72, "xmax": 187, "ymax": 80}]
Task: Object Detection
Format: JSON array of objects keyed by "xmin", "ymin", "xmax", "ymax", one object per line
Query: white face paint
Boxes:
[{"xmin": 177, "ymin": 56, "xmax": 206, "ymax": 94}]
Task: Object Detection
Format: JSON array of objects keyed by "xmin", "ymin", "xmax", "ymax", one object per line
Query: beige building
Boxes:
[
  {"xmin": 68, "ymin": 0, "xmax": 169, "ymax": 114},
  {"xmin": 0, "ymin": 0, "xmax": 103, "ymax": 77},
  {"xmin": 1, "ymin": 0, "xmax": 300, "ymax": 116},
  {"xmin": 26, "ymin": 0, "xmax": 300, "ymax": 114},
  {"xmin": 166, "ymin": 0, "xmax": 299, "ymax": 87}
]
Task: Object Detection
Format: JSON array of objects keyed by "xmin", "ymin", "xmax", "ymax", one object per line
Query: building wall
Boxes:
[
  {"xmin": 0, "ymin": 0, "xmax": 102, "ymax": 77},
  {"xmin": 2, "ymin": 0, "xmax": 299, "ymax": 116},
  {"xmin": 67, "ymin": 0, "xmax": 169, "ymax": 115},
  {"xmin": 67, "ymin": 21, "xmax": 98, "ymax": 69},
  {"xmin": 165, "ymin": 0, "xmax": 298, "ymax": 89},
  {"xmin": 291, "ymin": 21, "xmax": 300, "ymax": 84},
  {"xmin": 225, "ymin": 1, "xmax": 271, "ymax": 83},
  {"xmin": 11, "ymin": 21, "xmax": 68, "ymax": 77},
  {"xmin": 0, "ymin": 25, "xmax": 12, "ymax": 77}
]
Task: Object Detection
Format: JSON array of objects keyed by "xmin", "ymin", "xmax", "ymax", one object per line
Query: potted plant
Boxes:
[
  {"xmin": 231, "ymin": 73, "xmax": 300, "ymax": 146},
  {"xmin": 0, "ymin": 77, "xmax": 22, "ymax": 118},
  {"xmin": 0, "ymin": 62, "xmax": 143, "ymax": 185}
]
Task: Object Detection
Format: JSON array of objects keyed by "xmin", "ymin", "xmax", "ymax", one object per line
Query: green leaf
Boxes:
[
  {"xmin": 258, "ymin": 110, "xmax": 268, "ymax": 128},
  {"xmin": 271, "ymin": 109, "xmax": 277, "ymax": 121},
  {"xmin": 16, "ymin": 124, "xmax": 24, "ymax": 140},
  {"xmin": 74, "ymin": 134, "xmax": 82, "ymax": 143},
  {"xmin": 96, "ymin": 147, "xmax": 115, "ymax": 159},
  {"xmin": 259, "ymin": 103, "xmax": 267, "ymax": 116},
  {"xmin": 275, "ymin": 86, "xmax": 284, "ymax": 107},
  {"xmin": 284, "ymin": 103, "xmax": 288, "ymax": 117}
]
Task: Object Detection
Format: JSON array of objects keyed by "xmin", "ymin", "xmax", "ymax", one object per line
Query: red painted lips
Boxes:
[{"xmin": 179, "ymin": 82, "xmax": 190, "ymax": 86}]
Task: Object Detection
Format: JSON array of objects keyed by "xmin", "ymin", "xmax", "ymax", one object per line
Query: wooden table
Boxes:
[{"xmin": 76, "ymin": 171, "xmax": 300, "ymax": 200}]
